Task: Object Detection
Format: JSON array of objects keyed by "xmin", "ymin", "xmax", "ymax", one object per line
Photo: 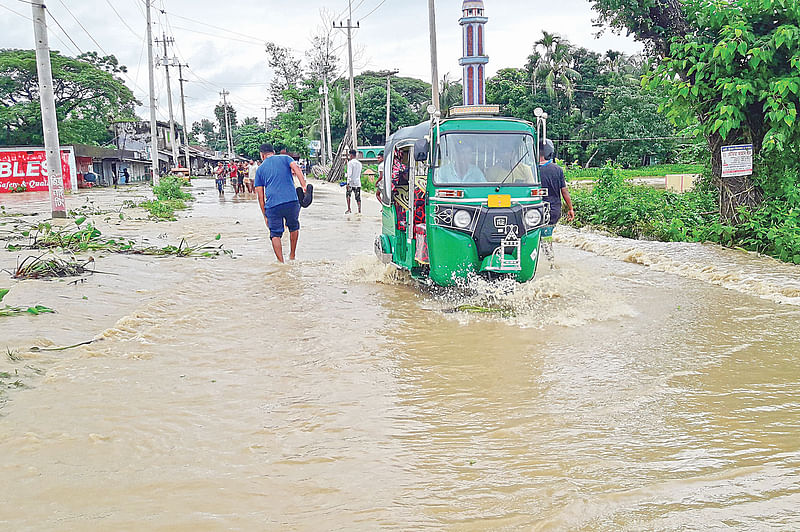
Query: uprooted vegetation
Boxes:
[
  {"xmin": 121, "ymin": 176, "xmax": 194, "ymax": 220},
  {"xmin": 10, "ymin": 255, "xmax": 97, "ymax": 280},
  {"xmin": 4, "ymin": 218, "xmax": 230, "ymax": 258},
  {"xmin": 0, "ymin": 289, "xmax": 54, "ymax": 317}
]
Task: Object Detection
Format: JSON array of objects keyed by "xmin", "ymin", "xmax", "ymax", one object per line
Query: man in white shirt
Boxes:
[{"xmin": 345, "ymin": 149, "xmax": 363, "ymax": 214}]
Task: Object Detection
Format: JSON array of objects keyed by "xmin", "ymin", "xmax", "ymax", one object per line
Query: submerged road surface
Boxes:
[{"xmin": 1, "ymin": 180, "xmax": 799, "ymax": 530}]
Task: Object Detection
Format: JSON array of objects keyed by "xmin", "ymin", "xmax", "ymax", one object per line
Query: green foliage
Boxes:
[
  {"xmin": 570, "ymin": 165, "xmax": 800, "ymax": 264},
  {"xmin": 564, "ymin": 163, "xmax": 703, "ymax": 179},
  {"xmin": 356, "ymin": 86, "xmax": 418, "ymax": 145},
  {"xmin": 487, "ymin": 39, "xmax": 681, "ymax": 168},
  {"xmin": 139, "ymin": 199, "xmax": 187, "ymax": 220},
  {"xmin": 0, "ymin": 49, "xmax": 138, "ymax": 146},
  {"xmin": 152, "ymin": 176, "xmax": 192, "ymax": 201},
  {"xmin": 360, "ymin": 164, "xmax": 378, "ymax": 193},
  {"xmin": 0, "ymin": 288, "xmax": 55, "ymax": 318}
]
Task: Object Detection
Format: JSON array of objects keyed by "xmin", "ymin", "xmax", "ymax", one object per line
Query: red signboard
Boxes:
[{"xmin": 0, "ymin": 148, "xmax": 77, "ymax": 194}]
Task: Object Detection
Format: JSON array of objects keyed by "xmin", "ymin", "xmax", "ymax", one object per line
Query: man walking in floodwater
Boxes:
[
  {"xmin": 254, "ymin": 143, "xmax": 308, "ymax": 263},
  {"xmin": 345, "ymin": 149, "xmax": 362, "ymax": 214},
  {"xmin": 538, "ymin": 139, "xmax": 574, "ymax": 266}
]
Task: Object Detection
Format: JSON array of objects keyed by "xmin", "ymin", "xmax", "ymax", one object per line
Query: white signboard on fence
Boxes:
[{"xmin": 721, "ymin": 144, "xmax": 753, "ymax": 178}]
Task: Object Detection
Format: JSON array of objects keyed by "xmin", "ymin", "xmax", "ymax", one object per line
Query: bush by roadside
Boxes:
[{"xmin": 568, "ymin": 164, "xmax": 800, "ymax": 264}]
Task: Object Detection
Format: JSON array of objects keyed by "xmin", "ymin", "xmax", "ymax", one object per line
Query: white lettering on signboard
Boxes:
[{"xmin": 721, "ymin": 144, "xmax": 753, "ymax": 178}]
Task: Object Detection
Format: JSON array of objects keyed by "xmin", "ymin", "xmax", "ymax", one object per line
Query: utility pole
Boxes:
[
  {"xmin": 156, "ymin": 34, "xmax": 179, "ymax": 168},
  {"xmin": 318, "ymin": 85, "xmax": 327, "ymax": 165},
  {"xmin": 220, "ymin": 90, "xmax": 233, "ymax": 159},
  {"xmin": 145, "ymin": 0, "xmax": 160, "ymax": 185},
  {"xmin": 427, "ymin": 0, "xmax": 441, "ymax": 113},
  {"xmin": 385, "ymin": 69, "xmax": 399, "ymax": 142},
  {"xmin": 30, "ymin": 0, "xmax": 66, "ymax": 218},
  {"xmin": 262, "ymin": 107, "xmax": 268, "ymax": 134},
  {"xmin": 323, "ymin": 77, "xmax": 333, "ymax": 163},
  {"xmin": 335, "ymin": 3, "xmax": 359, "ymax": 151},
  {"xmin": 177, "ymin": 63, "xmax": 190, "ymax": 170}
]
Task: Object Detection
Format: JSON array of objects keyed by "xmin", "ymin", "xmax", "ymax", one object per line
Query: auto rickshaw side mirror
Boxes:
[{"xmin": 413, "ymin": 139, "xmax": 429, "ymax": 162}]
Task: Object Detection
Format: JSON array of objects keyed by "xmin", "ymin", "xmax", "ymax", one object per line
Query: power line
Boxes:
[
  {"xmin": 361, "ymin": 0, "xmax": 388, "ymax": 20},
  {"xmin": 52, "ymin": 0, "xmax": 110, "ymax": 55},
  {"xmin": 44, "ymin": 10, "xmax": 83, "ymax": 55},
  {"xmin": 102, "ymin": 0, "xmax": 142, "ymax": 39}
]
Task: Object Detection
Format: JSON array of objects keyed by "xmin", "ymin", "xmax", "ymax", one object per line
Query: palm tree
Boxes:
[
  {"xmin": 531, "ymin": 31, "xmax": 581, "ymax": 105},
  {"xmin": 439, "ymin": 73, "xmax": 462, "ymax": 117}
]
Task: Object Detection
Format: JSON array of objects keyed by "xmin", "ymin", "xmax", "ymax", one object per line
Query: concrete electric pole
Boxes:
[
  {"xmin": 145, "ymin": 0, "xmax": 160, "ymax": 185},
  {"xmin": 156, "ymin": 34, "xmax": 179, "ymax": 168},
  {"xmin": 262, "ymin": 107, "xmax": 269, "ymax": 134},
  {"xmin": 30, "ymin": 0, "xmax": 67, "ymax": 218},
  {"xmin": 323, "ymin": 77, "xmax": 333, "ymax": 163},
  {"xmin": 220, "ymin": 90, "xmax": 233, "ymax": 159},
  {"xmin": 335, "ymin": 2, "xmax": 359, "ymax": 151},
  {"xmin": 318, "ymin": 85, "xmax": 327, "ymax": 165},
  {"xmin": 177, "ymin": 63, "xmax": 190, "ymax": 169},
  {"xmin": 428, "ymin": 0, "xmax": 441, "ymax": 113},
  {"xmin": 385, "ymin": 69, "xmax": 399, "ymax": 142}
]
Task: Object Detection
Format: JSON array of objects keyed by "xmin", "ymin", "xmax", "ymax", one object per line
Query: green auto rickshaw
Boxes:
[{"xmin": 375, "ymin": 106, "xmax": 550, "ymax": 287}]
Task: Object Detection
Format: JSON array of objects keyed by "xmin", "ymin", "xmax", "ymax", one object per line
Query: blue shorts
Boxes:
[{"xmin": 265, "ymin": 201, "xmax": 300, "ymax": 239}]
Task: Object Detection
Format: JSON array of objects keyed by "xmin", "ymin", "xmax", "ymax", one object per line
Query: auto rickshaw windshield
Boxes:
[{"xmin": 434, "ymin": 133, "xmax": 539, "ymax": 186}]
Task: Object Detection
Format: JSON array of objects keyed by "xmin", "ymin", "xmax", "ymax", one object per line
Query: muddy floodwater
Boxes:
[{"xmin": 1, "ymin": 180, "xmax": 799, "ymax": 530}]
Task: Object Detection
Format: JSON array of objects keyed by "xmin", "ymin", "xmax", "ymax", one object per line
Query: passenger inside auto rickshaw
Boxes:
[{"xmin": 391, "ymin": 148, "xmax": 409, "ymax": 231}]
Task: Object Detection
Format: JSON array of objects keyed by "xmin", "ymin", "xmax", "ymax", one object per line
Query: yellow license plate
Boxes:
[{"xmin": 487, "ymin": 194, "xmax": 511, "ymax": 208}]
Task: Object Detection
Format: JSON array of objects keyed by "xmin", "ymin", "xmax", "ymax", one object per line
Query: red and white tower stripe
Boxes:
[{"xmin": 458, "ymin": 0, "xmax": 489, "ymax": 106}]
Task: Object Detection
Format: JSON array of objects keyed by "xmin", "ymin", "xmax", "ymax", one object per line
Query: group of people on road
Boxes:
[
  {"xmin": 214, "ymin": 160, "xmax": 258, "ymax": 196},
  {"xmin": 250, "ymin": 139, "xmax": 573, "ymax": 267}
]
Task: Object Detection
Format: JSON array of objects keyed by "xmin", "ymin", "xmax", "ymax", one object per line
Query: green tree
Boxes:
[
  {"xmin": 528, "ymin": 32, "xmax": 582, "ymax": 104},
  {"xmin": 585, "ymin": 85, "xmax": 677, "ymax": 167},
  {"xmin": 591, "ymin": 0, "xmax": 800, "ymax": 220},
  {"xmin": 0, "ymin": 49, "xmax": 138, "ymax": 146},
  {"xmin": 233, "ymin": 123, "xmax": 269, "ymax": 159},
  {"xmin": 265, "ymin": 42, "xmax": 302, "ymax": 112},
  {"xmin": 214, "ymin": 102, "xmax": 237, "ymax": 135},
  {"xmin": 356, "ymin": 86, "xmax": 418, "ymax": 145}
]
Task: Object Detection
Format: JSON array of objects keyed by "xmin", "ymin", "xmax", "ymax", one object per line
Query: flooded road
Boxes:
[{"xmin": 1, "ymin": 180, "xmax": 799, "ymax": 530}]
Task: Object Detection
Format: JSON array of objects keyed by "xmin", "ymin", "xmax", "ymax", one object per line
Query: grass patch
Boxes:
[
  {"xmin": 139, "ymin": 198, "xmax": 187, "ymax": 220},
  {"xmin": 153, "ymin": 175, "xmax": 193, "ymax": 201},
  {"xmin": 569, "ymin": 164, "xmax": 800, "ymax": 264},
  {"xmin": 564, "ymin": 163, "xmax": 703, "ymax": 180},
  {"xmin": 11, "ymin": 255, "xmax": 96, "ymax": 280}
]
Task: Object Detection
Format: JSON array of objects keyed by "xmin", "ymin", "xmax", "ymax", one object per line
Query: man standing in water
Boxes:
[
  {"xmin": 255, "ymin": 143, "xmax": 308, "ymax": 263},
  {"xmin": 538, "ymin": 139, "xmax": 574, "ymax": 266},
  {"xmin": 345, "ymin": 149, "xmax": 362, "ymax": 214}
]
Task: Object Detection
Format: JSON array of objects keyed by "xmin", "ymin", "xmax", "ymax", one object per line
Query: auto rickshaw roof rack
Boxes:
[{"xmin": 448, "ymin": 104, "xmax": 501, "ymax": 117}]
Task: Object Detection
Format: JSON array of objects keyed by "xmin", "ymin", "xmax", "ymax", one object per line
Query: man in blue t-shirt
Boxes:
[{"xmin": 254, "ymin": 143, "xmax": 308, "ymax": 263}]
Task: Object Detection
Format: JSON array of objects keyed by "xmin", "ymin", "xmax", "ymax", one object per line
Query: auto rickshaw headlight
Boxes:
[
  {"xmin": 524, "ymin": 208, "xmax": 543, "ymax": 228},
  {"xmin": 453, "ymin": 209, "xmax": 472, "ymax": 229}
]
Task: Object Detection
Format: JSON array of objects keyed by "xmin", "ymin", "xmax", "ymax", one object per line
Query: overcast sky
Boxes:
[{"xmin": 1, "ymin": 0, "xmax": 642, "ymax": 128}]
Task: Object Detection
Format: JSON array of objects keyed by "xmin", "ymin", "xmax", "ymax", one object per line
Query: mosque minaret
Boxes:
[{"xmin": 458, "ymin": 0, "xmax": 489, "ymax": 106}]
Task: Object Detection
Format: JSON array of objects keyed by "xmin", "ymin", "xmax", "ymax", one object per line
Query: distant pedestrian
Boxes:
[
  {"xmin": 538, "ymin": 140, "xmax": 574, "ymax": 267},
  {"xmin": 254, "ymin": 143, "xmax": 308, "ymax": 263},
  {"xmin": 228, "ymin": 162, "xmax": 239, "ymax": 193},
  {"xmin": 214, "ymin": 161, "xmax": 225, "ymax": 196},
  {"xmin": 246, "ymin": 160, "xmax": 258, "ymax": 194},
  {"xmin": 236, "ymin": 162, "xmax": 245, "ymax": 194},
  {"xmin": 122, "ymin": 167, "xmax": 130, "ymax": 184},
  {"xmin": 345, "ymin": 149, "xmax": 362, "ymax": 214}
]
